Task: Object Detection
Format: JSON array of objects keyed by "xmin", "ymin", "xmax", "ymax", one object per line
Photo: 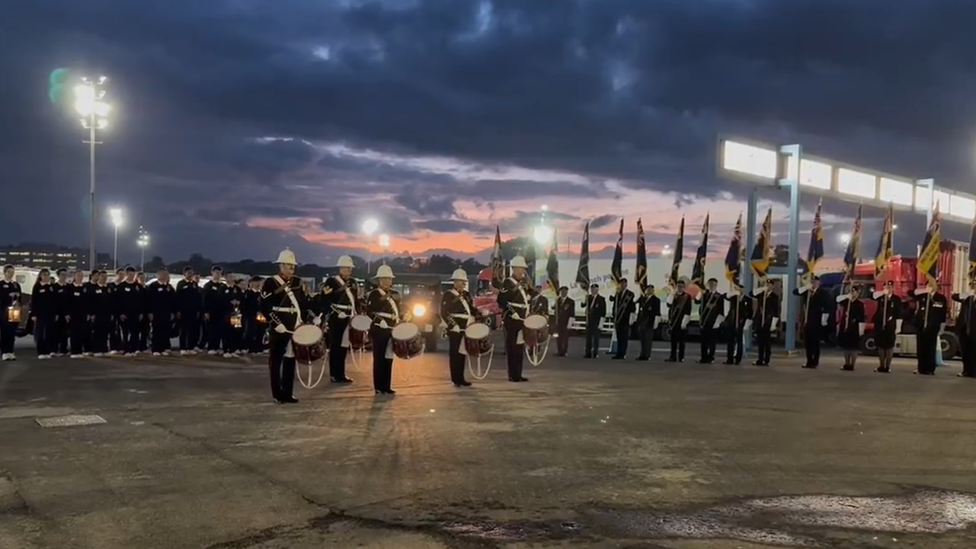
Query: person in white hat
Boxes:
[
  {"xmin": 496, "ymin": 255, "xmax": 535, "ymax": 382},
  {"xmin": 259, "ymin": 248, "xmax": 311, "ymax": 404},
  {"xmin": 321, "ymin": 255, "xmax": 358, "ymax": 383},
  {"xmin": 440, "ymin": 269, "xmax": 482, "ymax": 387},
  {"xmin": 366, "ymin": 264, "xmax": 399, "ymax": 394}
]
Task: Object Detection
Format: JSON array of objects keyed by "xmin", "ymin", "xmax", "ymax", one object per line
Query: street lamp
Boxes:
[
  {"xmin": 109, "ymin": 208, "xmax": 123, "ymax": 270},
  {"xmin": 137, "ymin": 228, "xmax": 149, "ymax": 272},
  {"xmin": 840, "ymin": 233, "xmax": 852, "ymax": 244},
  {"xmin": 533, "ymin": 224, "xmax": 553, "ymax": 245},
  {"xmin": 74, "ymin": 76, "xmax": 110, "ymax": 271},
  {"xmin": 661, "ymin": 244, "xmax": 673, "ymax": 257},
  {"xmin": 378, "ymin": 234, "xmax": 390, "ymax": 265},
  {"xmin": 361, "ymin": 218, "xmax": 380, "ymax": 273}
]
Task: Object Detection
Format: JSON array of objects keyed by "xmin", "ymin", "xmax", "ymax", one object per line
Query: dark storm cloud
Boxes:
[
  {"xmin": 415, "ymin": 219, "xmax": 488, "ymax": 233},
  {"xmin": 1, "ymin": 0, "xmax": 974, "ymax": 260},
  {"xmin": 589, "ymin": 214, "xmax": 617, "ymax": 229}
]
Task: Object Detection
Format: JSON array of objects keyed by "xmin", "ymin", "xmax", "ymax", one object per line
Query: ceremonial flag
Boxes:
[
  {"xmin": 669, "ymin": 217, "xmax": 685, "ymax": 287},
  {"xmin": 875, "ymin": 203, "xmax": 894, "ymax": 278},
  {"xmin": 546, "ymin": 228, "xmax": 559, "ymax": 292},
  {"xmin": 750, "ymin": 208, "xmax": 772, "ymax": 279},
  {"xmin": 805, "ymin": 199, "xmax": 824, "ymax": 280},
  {"xmin": 918, "ymin": 202, "xmax": 942, "ymax": 290},
  {"xmin": 725, "ymin": 213, "xmax": 743, "ymax": 289},
  {"xmin": 574, "ymin": 222, "xmax": 591, "ymax": 289},
  {"xmin": 842, "ymin": 205, "xmax": 863, "ymax": 282},
  {"xmin": 969, "ymin": 216, "xmax": 976, "ymax": 286},
  {"xmin": 691, "ymin": 214, "xmax": 710, "ymax": 288},
  {"xmin": 490, "ymin": 225, "xmax": 504, "ymax": 289},
  {"xmin": 635, "ymin": 218, "xmax": 648, "ymax": 292},
  {"xmin": 523, "ymin": 237, "xmax": 537, "ymax": 283},
  {"xmin": 610, "ymin": 218, "xmax": 624, "ymax": 287}
]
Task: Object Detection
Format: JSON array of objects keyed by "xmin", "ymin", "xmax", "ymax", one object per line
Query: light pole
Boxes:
[
  {"xmin": 378, "ymin": 234, "xmax": 391, "ymax": 264},
  {"xmin": 361, "ymin": 218, "xmax": 379, "ymax": 274},
  {"xmin": 110, "ymin": 208, "xmax": 123, "ymax": 270},
  {"xmin": 74, "ymin": 76, "xmax": 110, "ymax": 271},
  {"xmin": 137, "ymin": 228, "xmax": 149, "ymax": 272}
]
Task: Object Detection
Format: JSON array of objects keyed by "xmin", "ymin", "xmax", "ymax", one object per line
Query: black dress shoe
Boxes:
[
  {"xmin": 665, "ymin": 358, "xmax": 677, "ymax": 363},
  {"xmin": 459, "ymin": 381, "xmax": 472, "ymax": 386},
  {"xmin": 340, "ymin": 377, "xmax": 353, "ymax": 383},
  {"xmin": 722, "ymin": 360, "xmax": 733, "ymax": 365},
  {"xmin": 282, "ymin": 396, "xmax": 299, "ymax": 404},
  {"xmin": 611, "ymin": 355, "xmax": 624, "ymax": 360},
  {"xmin": 875, "ymin": 367, "xmax": 889, "ymax": 373},
  {"xmin": 509, "ymin": 377, "xmax": 520, "ymax": 382},
  {"xmin": 273, "ymin": 398, "xmax": 284, "ymax": 404},
  {"xmin": 636, "ymin": 356, "xmax": 649, "ymax": 361},
  {"xmin": 518, "ymin": 376, "xmax": 528, "ymax": 382},
  {"xmin": 331, "ymin": 377, "xmax": 343, "ymax": 383},
  {"xmin": 583, "ymin": 354, "xmax": 592, "ymax": 358},
  {"xmin": 384, "ymin": 389, "xmax": 396, "ymax": 395}
]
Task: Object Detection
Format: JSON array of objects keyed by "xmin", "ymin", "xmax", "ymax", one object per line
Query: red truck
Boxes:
[
  {"xmin": 849, "ymin": 239, "xmax": 969, "ymax": 358},
  {"xmin": 473, "ymin": 267, "xmax": 504, "ymax": 329}
]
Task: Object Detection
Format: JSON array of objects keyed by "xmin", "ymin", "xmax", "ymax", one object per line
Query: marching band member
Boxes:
[
  {"xmin": 723, "ymin": 287, "xmax": 751, "ymax": 365},
  {"xmin": 752, "ymin": 278, "xmax": 780, "ymax": 367},
  {"xmin": 872, "ymin": 280, "xmax": 901, "ymax": 373},
  {"xmin": 65, "ymin": 270, "xmax": 90, "ymax": 358},
  {"xmin": 203, "ymin": 266, "xmax": 230, "ymax": 356},
  {"xmin": 836, "ymin": 284, "xmax": 866, "ymax": 371},
  {"xmin": 260, "ymin": 248, "xmax": 311, "ymax": 404},
  {"xmin": 30, "ymin": 269, "xmax": 56, "ymax": 359},
  {"xmin": 583, "ymin": 283, "xmax": 606, "ymax": 358},
  {"xmin": 108, "ymin": 268, "xmax": 125, "ymax": 355},
  {"xmin": 636, "ymin": 284, "xmax": 660, "ymax": 361},
  {"xmin": 224, "ymin": 273, "xmax": 244, "ymax": 357},
  {"xmin": 496, "ymin": 255, "xmax": 533, "ymax": 381},
  {"xmin": 366, "ymin": 265, "xmax": 400, "ymax": 395},
  {"xmin": 531, "ymin": 285, "xmax": 549, "ymax": 317},
  {"xmin": 176, "ymin": 267, "xmax": 202, "ymax": 356},
  {"xmin": 89, "ymin": 271, "xmax": 112, "ymax": 356},
  {"xmin": 610, "ymin": 278, "xmax": 635, "ymax": 359},
  {"xmin": 136, "ymin": 272, "xmax": 150, "ymax": 353},
  {"xmin": 553, "ymin": 286, "xmax": 575, "ymax": 357},
  {"xmin": 322, "ymin": 255, "xmax": 357, "ymax": 383},
  {"xmin": 147, "ymin": 267, "xmax": 176, "ymax": 356},
  {"xmin": 912, "ymin": 284, "xmax": 947, "ymax": 376},
  {"xmin": 793, "ymin": 275, "xmax": 830, "ymax": 369},
  {"xmin": 116, "ymin": 267, "xmax": 143, "ymax": 356},
  {"xmin": 665, "ymin": 280, "xmax": 692, "ymax": 363},
  {"xmin": 243, "ymin": 276, "xmax": 264, "ymax": 355},
  {"xmin": 440, "ymin": 269, "xmax": 480, "ymax": 387},
  {"xmin": 952, "ymin": 280, "xmax": 976, "ymax": 378},
  {"xmin": 696, "ymin": 278, "xmax": 724, "ymax": 364},
  {"xmin": 0, "ymin": 265, "xmax": 22, "ymax": 361},
  {"xmin": 53, "ymin": 268, "xmax": 69, "ymax": 356}
]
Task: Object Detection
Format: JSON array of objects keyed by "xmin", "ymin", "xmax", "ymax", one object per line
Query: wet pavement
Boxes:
[{"xmin": 2, "ymin": 341, "xmax": 976, "ymax": 548}]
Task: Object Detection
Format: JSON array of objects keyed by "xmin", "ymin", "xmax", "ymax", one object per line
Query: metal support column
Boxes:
[{"xmin": 779, "ymin": 145, "xmax": 802, "ymax": 355}]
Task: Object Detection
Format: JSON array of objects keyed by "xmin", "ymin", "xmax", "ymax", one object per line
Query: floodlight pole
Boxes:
[
  {"xmin": 743, "ymin": 188, "xmax": 759, "ymax": 353},
  {"xmin": 778, "ymin": 144, "xmax": 802, "ymax": 355}
]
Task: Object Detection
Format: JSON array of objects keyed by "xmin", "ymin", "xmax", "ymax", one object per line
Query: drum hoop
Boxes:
[
  {"xmin": 292, "ymin": 325, "xmax": 323, "ymax": 345},
  {"xmin": 392, "ymin": 323, "xmax": 420, "ymax": 340}
]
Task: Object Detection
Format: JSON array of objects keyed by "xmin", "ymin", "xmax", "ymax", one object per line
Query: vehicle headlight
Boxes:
[{"xmin": 412, "ymin": 304, "xmax": 427, "ymax": 317}]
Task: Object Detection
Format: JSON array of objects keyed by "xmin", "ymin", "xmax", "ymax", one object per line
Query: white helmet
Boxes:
[
  {"xmin": 275, "ymin": 248, "xmax": 297, "ymax": 265},
  {"xmin": 510, "ymin": 255, "xmax": 528, "ymax": 269},
  {"xmin": 374, "ymin": 265, "xmax": 395, "ymax": 279},
  {"xmin": 336, "ymin": 255, "xmax": 354, "ymax": 268},
  {"xmin": 451, "ymin": 269, "xmax": 468, "ymax": 281}
]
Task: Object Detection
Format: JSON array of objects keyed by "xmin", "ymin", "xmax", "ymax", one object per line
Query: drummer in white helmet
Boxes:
[
  {"xmin": 366, "ymin": 264, "xmax": 400, "ymax": 395},
  {"xmin": 497, "ymin": 255, "xmax": 536, "ymax": 382},
  {"xmin": 440, "ymin": 269, "xmax": 482, "ymax": 387},
  {"xmin": 322, "ymin": 255, "xmax": 358, "ymax": 383},
  {"xmin": 259, "ymin": 248, "xmax": 312, "ymax": 404}
]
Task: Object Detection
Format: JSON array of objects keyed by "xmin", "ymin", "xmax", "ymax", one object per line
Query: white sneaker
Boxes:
[
  {"xmin": 161, "ymin": 351, "xmax": 171, "ymax": 356},
  {"xmin": 38, "ymin": 354, "xmax": 50, "ymax": 360},
  {"xmin": 152, "ymin": 352, "xmax": 161, "ymax": 357},
  {"xmin": 108, "ymin": 350, "xmax": 119, "ymax": 356},
  {"xmin": 208, "ymin": 350, "xmax": 219, "ymax": 356},
  {"xmin": 85, "ymin": 352, "xmax": 94, "ymax": 356},
  {"xmin": 94, "ymin": 353, "xmax": 105, "ymax": 357},
  {"xmin": 70, "ymin": 354, "xmax": 83, "ymax": 359},
  {"xmin": 222, "ymin": 352, "xmax": 234, "ymax": 358}
]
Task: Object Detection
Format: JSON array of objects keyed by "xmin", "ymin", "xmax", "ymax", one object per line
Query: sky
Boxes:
[{"xmin": 2, "ymin": 0, "xmax": 976, "ymax": 267}]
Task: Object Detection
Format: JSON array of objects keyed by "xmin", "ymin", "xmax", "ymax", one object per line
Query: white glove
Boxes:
[
  {"xmin": 914, "ymin": 287, "xmax": 930, "ymax": 296},
  {"xmin": 379, "ymin": 320, "xmax": 389, "ymax": 329},
  {"xmin": 451, "ymin": 324, "xmax": 462, "ymax": 333},
  {"xmin": 312, "ymin": 315, "xmax": 322, "ymax": 326},
  {"xmin": 821, "ymin": 313, "xmax": 829, "ymax": 327},
  {"xmin": 858, "ymin": 322, "xmax": 865, "ymax": 336},
  {"xmin": 512, "ymin": 313, "xmax": 521, "ymax": 320},
  {"xmin": 338, "ymin": 312, "xmax": 349, "ymax": 319},
  {"xmin": 872, "ymin": 291, "xmax": 884, "ymax": 299},
  {"xmin": 896, "ymin": 319, "xmax": 903, "ymax": 333},
  {"xmin": 653, "ymin": 317, "xmax": 660, "ymax": 329},
  {"xmin": 743, "ymin": 319, "xmax": 753, "ymax": 331},
  {"xmin": 274, "ymin": 324, "xmax": 287, "ymax": 334},
  {"xmin": 797, "ymin": 285, "xmax": 810, "ymax": 295},
  {"xmin": 713, "ymin": 315, "xmax": 724, "ymax": 329},
  {"xmin": 836, "ymin": 294, "xmax": 850, "ymax": 303},
  {"xmin": 629, "ymin": 313, "xmax": 637, "ymax": 324},
  {"xmin": 681, "ymin": 314, "xmax": 690, "ymax": 329},
  {"xmin": 770, "ymin": 318, "xmax": 779, "ymax": 331}
]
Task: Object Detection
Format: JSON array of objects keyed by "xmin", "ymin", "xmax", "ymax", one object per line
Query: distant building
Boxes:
[{"xmin": 0, "ymin": 243, "xmax": 112, "ymax": 271}]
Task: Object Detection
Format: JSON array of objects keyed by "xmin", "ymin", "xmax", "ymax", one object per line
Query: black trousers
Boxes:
[
  {"xmin": 503, "ymin": 318, "xmax": 524, "ymax": 379},
  {"xmin": 56, "ymin": 317, "xmax": 69, "ymax": 354},
  {"xmin": 613, "ymin": 323, "xmax": 630, "ymax": 357},
  {"xmin": 669, "ymin": 328, "xmax": 687, "ymax": 361},
  {"xmin": 556, "ymin": 324, "xmax": 570, "ymax": 355},
  {"xmin": 961, "ymin": 334, "xmax": 976, "ymax": 377},
  {"xmin": 726, "ymin": 327, "xmax": 744, "ymax": 363},
  {"xmin": 804, "ymin": 324, "xmax": 822, "ymax": 366},
  {"xmin": 110, "ymin": 319, "xmax": 123, "ymax": 352},
  {"xmin": 139, "ymin": 317, "xmax": 150, "ymax": 351},
  {"xmin": 267, "ymin": 333, "xmax": 295, "ymax": 400},
  {"xmin": 69, "ymin": 317, "xmax": 88, "ymax": 354},
  {"xmin": 34, "ymin": 316, "xmax": 54, "ymax": 356},
  {"xmin": 916, "ymin": 329, "xmax": 939, "ymax": 374},
  {"xmin": 756, "ymin": 327, "xmax": 772, "ymax": 364},
  {"xmin": 0, "ymin": 320, "xmax": 16, "ymax": 353},
  {"xmin": 206, "ymin": 315, "xmax": 224, "ymax": 351},
  {"xmin": 700, "ymin": 327, "xmax": 717, "ymax": 362},
  {"xmin": 90, "ymin": 317, "xmax": 110, "ymax": 354},
  {"xmin": 584, "ymin": 323, "xmax": 601, "ymax": 356},
  {"xmin": 327, "ymin": 318, "xmax": 350, "ymax": 379},
  {"xmin": 224, "ymin": 322, "xmax": 241, "ymax": 353},
  {"xmin": 370, "ymin": 326, "xmax": 394, "ymax": 391},
  {"xmin": 150, "ymin": 315, "xmax": 172, "ymax": 352},
  {"xmin": 244, "ymin": 318, "xmax": 264, "ymax": 353},
  {"xmin": 447, "ymin": 332, "xmax": 466, "ymax": 384},
  {"xmin": 638, "ymin": 321, "xmax": 654, "ymax": 358},
  {"xmin": 179, "ymin": 314, "xmax": 200, "ymax": 350},
  {"xmin": 122, "ymin": 316, "xmax": 141, "ymax": 353}
]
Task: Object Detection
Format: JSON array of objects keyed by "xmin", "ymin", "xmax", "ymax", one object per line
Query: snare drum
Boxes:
[
  {"xmin": 392, "ymin": 323, "xmax": 424, "ymax": 360},
  {"xmin": 463, "ymin": 322, "xmax": 492, "ymax": 357},
  {"xmin": 292, "ymin": 324, "xmax": 326, "ymax": 364},
  {"xmin": 522, "ymin": 314, "xmax": 550, "ymax": 347},
  {"xmin": 349, "ymin": 314, "xmax": 372, "ymax": 350}
]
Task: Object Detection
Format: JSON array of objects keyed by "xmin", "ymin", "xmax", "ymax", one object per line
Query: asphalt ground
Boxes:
[{"xmin": 2, "ymin": 335, "xmax": 976, "ymax": 549}]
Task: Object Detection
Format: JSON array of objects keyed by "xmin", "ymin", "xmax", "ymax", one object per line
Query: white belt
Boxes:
[
  {"xmin": 451, "ymin": 313, "xmax": 471, "ymax": 318},
  {"xmin": 510, "ymin": 303, "xmax": 527, "ymax": 308},
  {"xmin": 376, "ymin": 312, "xmax": 396, "ymax": 319},
  {"xmin": 333, "ymin": 304, "xmax": 352, "ymax": 310},
  {"xmin": 272, "ymin": 307, "xmax": 298, "ymax": 313}
]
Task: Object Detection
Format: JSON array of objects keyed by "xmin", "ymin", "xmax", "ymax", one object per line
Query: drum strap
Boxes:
[{"xmin": 274, "ymin": 275, "xmax": 303, "ymax": 331}]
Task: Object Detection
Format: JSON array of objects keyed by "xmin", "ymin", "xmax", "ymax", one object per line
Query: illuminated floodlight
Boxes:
[
  {"xmin": 950, "ymin": 195, "xmax": 976, "ymax": 220},
  {"xmin": 109, "ymin": 208, "xmax": 123, "ymax": 228},
  {"xmin": 378, "ymin": 233, "xmax": 390, "ymax": 249},
  {"xmin": 879, "ymin": 178, "xmax": 914, "ymax": 206},
  {"xmin": 533, "ymin": 224, "xmax": 553, "ymax": 245},
  {"xmin": 791, "ymin": 159, "xmax": 832, "ymax": 190},
  {"xmin": 837, "ymin": 168, "xmax": 876, "ymax": 199},
  {"xmin": 840, "ymin": 233, "xmax": 851, "ymax": 244},
  {"xmin": 361, "ymin": 218, "xmax": 379, "ymax": 236},
  {"xmin": 721, "ymin": 140, "xmax": 777, "ymax": 179}
]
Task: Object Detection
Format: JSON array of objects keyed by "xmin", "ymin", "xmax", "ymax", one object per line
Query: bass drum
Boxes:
[
  {"xmin": 392, "ymin": 322, "xmax": 424, "ymax": 360},
  {"xmin": 463, "ymin": 322, "xmax": 492, "ymax": 357},
  {"xmin": 292, "ymin": 324, "xmax": 326, "ymax": 364},
  {"xmin": 349, "ymin": 314, "xmax": 372, "ymax": 350},
  {"xmin": 522, "ymin": 314, "xmax": 550, "ymax": 347}
]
